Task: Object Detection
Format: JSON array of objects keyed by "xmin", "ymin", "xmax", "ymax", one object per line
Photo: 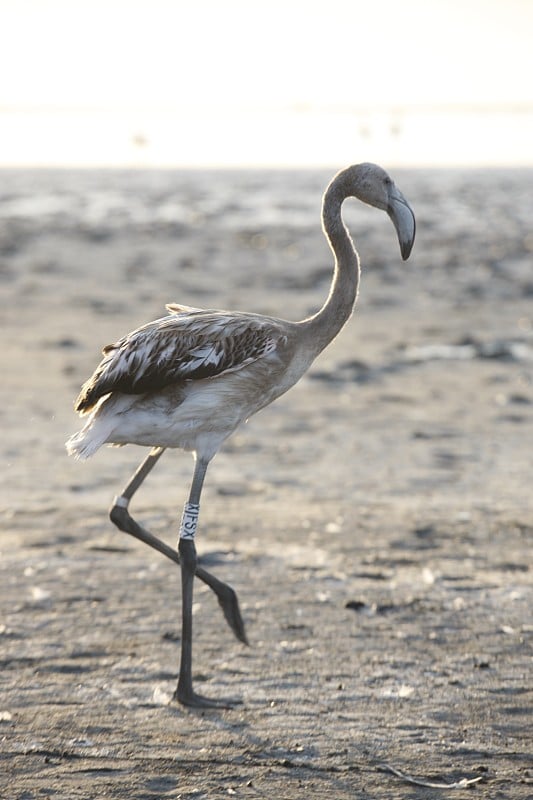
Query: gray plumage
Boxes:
[{"xmin": 66, "ymin": 163, "xmax": 416, "ymax": 707}]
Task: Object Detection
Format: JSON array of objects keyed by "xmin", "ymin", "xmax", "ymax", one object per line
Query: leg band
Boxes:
[
  {"xmin": 179, "ymin": 502, "xmax": 200, "ymax": 540},
  {"xmin": 113, "ymin": 495, "xmax": 129, "ymax": 509}
]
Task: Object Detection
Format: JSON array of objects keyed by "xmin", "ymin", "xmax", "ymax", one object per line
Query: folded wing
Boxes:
[{"xmin": 75, "ymin": 309, "xmax": 285, "ymax": 414}]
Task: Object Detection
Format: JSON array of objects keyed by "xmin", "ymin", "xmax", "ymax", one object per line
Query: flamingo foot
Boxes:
[{"xmin": 173, "ymin": 683, "xmax": 242, "ymax": 709}]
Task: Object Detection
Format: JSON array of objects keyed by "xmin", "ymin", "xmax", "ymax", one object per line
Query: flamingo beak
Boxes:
[{"xmin": 387, "ymin": 185, "xmax": 416, "ymax": 261}]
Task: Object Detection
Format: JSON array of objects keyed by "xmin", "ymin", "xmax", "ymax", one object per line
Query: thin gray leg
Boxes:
[
  {"xmin": 175, "ymin": 458, "xmax": 242, "ymax": 708},
  {"xmin": 109, "ymin": 447, "xmax": 247, "ymax": 645}
]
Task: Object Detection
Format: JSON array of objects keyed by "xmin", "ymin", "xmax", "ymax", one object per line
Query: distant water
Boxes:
[
  {"xmin": 1, "ymin": 165, "xmax": 532, "ymax": 235},
  {"xmin": 1, "ymin": 167, "xmax": 532, "ymax": 312},
  {"xmin": 0, "ymin": 168, "xmax": 328, "ymax": 234}
]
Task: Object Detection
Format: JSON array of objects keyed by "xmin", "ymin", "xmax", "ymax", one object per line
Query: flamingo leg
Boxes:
[
  {"xmin": 109, "ymin": 447, "xmax": 247, "ymax": 646},
  {"xmin": 175, "ymin": 457, "xmax": 241, "ymax": 708}
]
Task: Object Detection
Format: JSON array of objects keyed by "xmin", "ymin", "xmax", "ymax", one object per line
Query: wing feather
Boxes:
[{"xmin": 75, "ymin": 309, "xmax": 286, "ymax": 413}]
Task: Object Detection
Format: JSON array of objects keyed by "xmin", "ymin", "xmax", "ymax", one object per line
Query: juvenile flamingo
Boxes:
[{"xmin": 66, "ymin": 163, "xmax": 416, "ymax": 707}]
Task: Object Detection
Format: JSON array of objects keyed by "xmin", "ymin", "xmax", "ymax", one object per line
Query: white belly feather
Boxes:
[{"xmin": 66, "ymin": 346, "xmax": 313, "ymax": 461}]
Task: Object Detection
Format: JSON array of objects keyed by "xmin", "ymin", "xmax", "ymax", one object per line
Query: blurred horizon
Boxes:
[
  {"xmin": 2, "ymin": 103, "xmax": 533, "ymax": 169},
  {"xmin": 2, "ymin": 0, "xmax": 532, "ymax": 169}
]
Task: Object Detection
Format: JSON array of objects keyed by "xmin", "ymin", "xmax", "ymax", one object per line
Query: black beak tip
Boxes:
[
  {"xmin": 401, "ymin": 240, "xmax": 414, "ymax": 261},
  {"xmin": 401, "ymin": 217, "xmax": 416, "ymax": 261}
]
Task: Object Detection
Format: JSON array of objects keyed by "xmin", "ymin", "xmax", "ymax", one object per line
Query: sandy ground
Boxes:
[{"xmin": 0, "ymin": 167, "xmax": 532, "ymax": 798}]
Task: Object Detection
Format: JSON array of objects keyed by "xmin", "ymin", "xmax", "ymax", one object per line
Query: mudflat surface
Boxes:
[{"xmin": 1, "ymin": 167, "xmax": 532, "ymax": 798}]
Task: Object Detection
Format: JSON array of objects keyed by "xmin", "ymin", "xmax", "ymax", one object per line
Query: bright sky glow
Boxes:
[{"xmin": 1, "ymin": 0, "xmax": 533, "ymax": 166}]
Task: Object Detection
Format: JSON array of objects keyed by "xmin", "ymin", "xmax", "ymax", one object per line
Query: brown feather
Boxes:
[{"xmin": 75, "ymin": 309, "xmax": 286, "ymax": 414}]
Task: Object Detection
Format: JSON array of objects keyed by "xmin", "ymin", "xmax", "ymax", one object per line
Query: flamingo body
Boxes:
[{"xmin": 66, "ymin": 308, "xmax": 316, "ymax": 460}]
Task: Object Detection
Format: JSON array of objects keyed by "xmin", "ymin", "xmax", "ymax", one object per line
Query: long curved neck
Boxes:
[{"xmin": 302, "ymin": 176, "xmax": 360, "ymax": 354}]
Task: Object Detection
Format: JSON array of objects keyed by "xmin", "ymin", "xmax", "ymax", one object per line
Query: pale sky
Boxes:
[{"xmin": 1, "ymin": 0, "xmax": 533, "ymax": 166}]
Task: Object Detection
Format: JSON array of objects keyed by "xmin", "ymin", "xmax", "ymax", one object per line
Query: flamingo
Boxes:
[{"xmin": 66, "ymin": 163, "xmax": 415, "ymax": 707}]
